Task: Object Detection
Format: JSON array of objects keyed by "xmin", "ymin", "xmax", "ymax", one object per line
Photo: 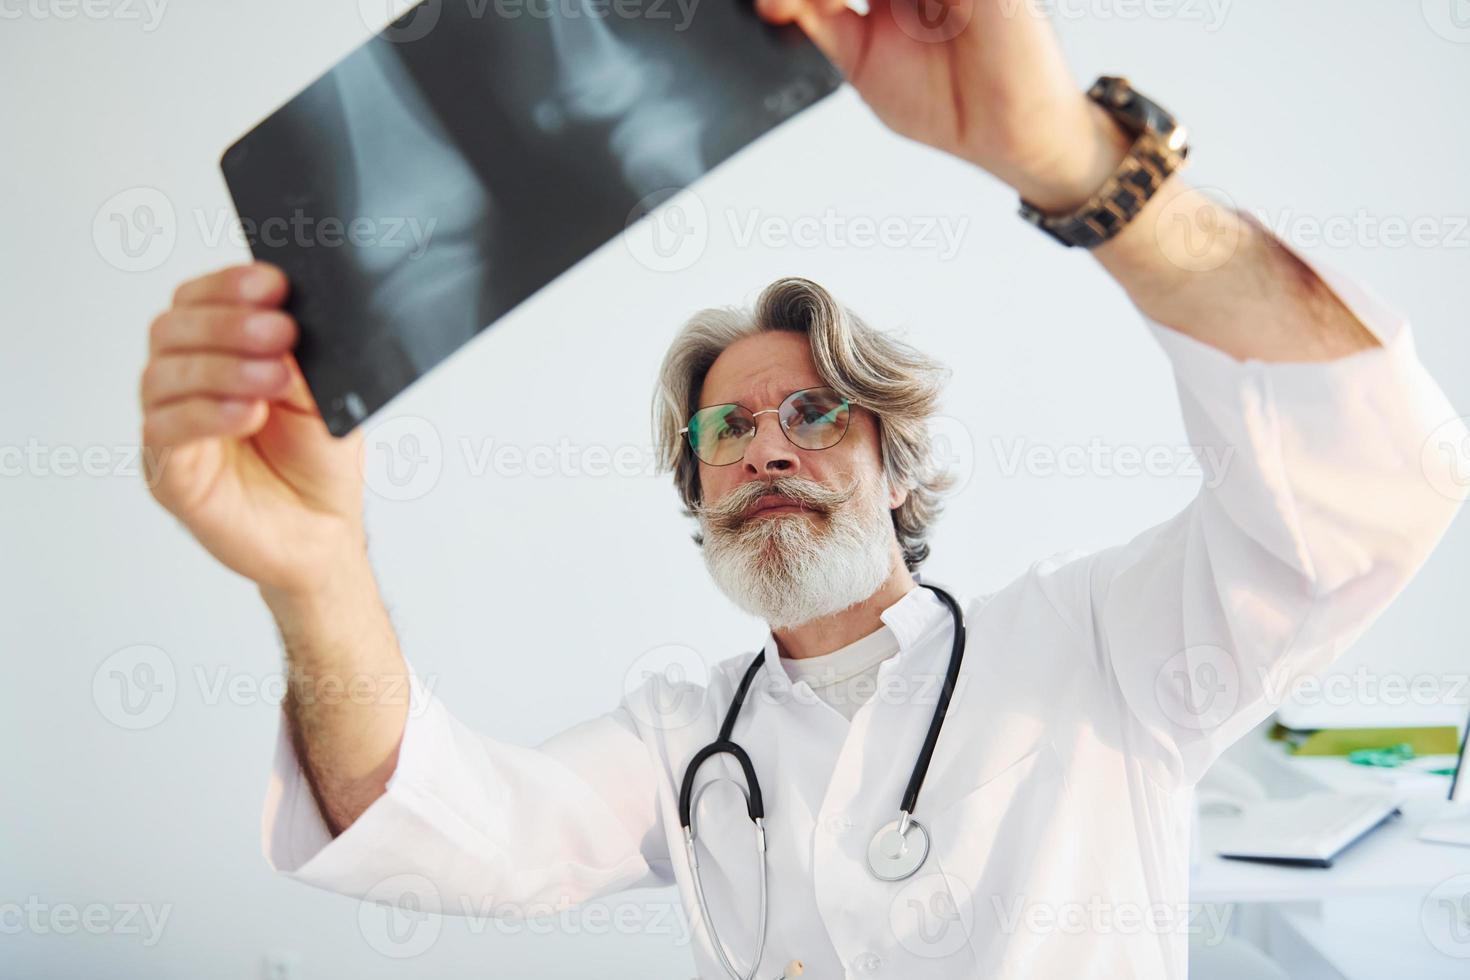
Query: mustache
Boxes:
[{"xmin": 696, "ymin": 475, "xmax": 861, "ymax": 534}]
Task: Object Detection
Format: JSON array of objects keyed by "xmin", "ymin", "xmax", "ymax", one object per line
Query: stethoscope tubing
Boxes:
[{"xmin": 677, "ymin": 584, "xmax": 967, "ymax": 980}]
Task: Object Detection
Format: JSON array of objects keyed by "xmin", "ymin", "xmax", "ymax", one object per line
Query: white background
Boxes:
[{"xmin": 2, "ymin": 0, "xmax": 1468, "ymax": 976}]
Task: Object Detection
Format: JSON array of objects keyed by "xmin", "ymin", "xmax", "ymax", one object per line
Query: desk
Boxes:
[
  {"xmin": 1266, "ymin": 893, "xmax": 1470, "ymax": 980},
  {"xmin": 1192, "ymin": 796, "xmax": 1470, "ymax": 904},
  {"xmin": 1188, "ymin": 736, "xmax": 1470, "ymax": 978}
]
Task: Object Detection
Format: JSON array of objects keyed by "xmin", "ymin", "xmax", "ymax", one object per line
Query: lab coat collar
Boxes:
[
  {"xmin": 878, "ymin": 575, "xmax": 949, "ymax": 650},
  {"xmin": 758, "ymin": 575, "xmax": 952, "ymax": 696}
]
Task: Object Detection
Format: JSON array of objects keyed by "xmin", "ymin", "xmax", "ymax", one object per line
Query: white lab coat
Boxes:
[{"xmin": 262, "ymin": 245, "xmax": 1467, "ymax": 979}]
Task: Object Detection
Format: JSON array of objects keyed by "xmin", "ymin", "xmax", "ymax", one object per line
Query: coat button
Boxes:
[
  {"xmin": 826, "ymin": 814, "xmax": 854, "ymax": 834},
  {"xmin": 852, "ymin": 951, "xmax": 882, "ymax": 973}
]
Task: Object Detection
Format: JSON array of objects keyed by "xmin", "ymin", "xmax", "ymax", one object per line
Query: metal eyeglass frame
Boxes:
[{"xmin": 679, "ymin": 386, "xmax": 858, "ymax": 466}]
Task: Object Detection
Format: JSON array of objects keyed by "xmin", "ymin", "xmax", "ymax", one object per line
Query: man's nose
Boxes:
[{"xmin": 742, "ymin": 412, "xmax": 800, "ymax": 477}]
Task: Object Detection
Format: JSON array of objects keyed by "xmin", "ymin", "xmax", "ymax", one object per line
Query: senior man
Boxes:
[{"xmin": 140, "ymin": 1, "xmax": 1465, "ymax": 977}]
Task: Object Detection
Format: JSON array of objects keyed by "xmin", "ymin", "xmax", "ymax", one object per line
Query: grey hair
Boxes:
[{"xmin": 651, "ymin": 277, "xmax": 955, "ymax": 571}]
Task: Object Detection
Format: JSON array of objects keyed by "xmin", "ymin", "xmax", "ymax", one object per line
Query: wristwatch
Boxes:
[{"xmin": 1018, "ymin": 76, "xmax": 1190, "ymax": 249}]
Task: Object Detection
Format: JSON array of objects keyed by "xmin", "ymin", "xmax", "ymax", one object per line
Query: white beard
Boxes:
[{"xmin": 700, "ymin": 478, "xmax": 895, "ymax": 630}]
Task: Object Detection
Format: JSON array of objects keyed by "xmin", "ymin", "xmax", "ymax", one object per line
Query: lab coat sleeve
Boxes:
[
  {"xmin": 1075, "ymin": 240, "xmax": 1468, "ymax": 786},
  {"xmin": 260, "ymin": 665, "xmax": 675, "ymax": 913}
]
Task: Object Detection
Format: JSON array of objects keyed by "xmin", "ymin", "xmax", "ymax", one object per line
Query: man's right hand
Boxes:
[
  {"xmin": 142, "ymin": 262, "xmax": 409, "ymax": 836},
  {"xmin": 140, "ymin": 262, "xmax": 367, "ymax": 596}
]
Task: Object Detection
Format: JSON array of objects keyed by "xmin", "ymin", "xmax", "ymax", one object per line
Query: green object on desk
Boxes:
[
  {"xmin": 1347, "ymin": 743, "xmax": 1416, "ymax": 767},
  {"xmin": 1268, "ymin": 723, "xmax": 1460, "ymax": 756}
]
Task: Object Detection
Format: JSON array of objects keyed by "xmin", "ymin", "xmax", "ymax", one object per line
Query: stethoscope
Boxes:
[{"xmin": 677, "ymin": 584, "xmax": 967, "ymax": 980}]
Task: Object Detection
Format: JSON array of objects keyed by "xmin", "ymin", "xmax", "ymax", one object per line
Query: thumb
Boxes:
[
  {"xmin": 755, "ymin": 0, "xmax": 868, "ymax": 78},
  {"xmin": 274, "ymin": 353, "xmax": 322, "ymax": 418},
  {"xmin": 249, "ymin": 352, "xmax": 364, "ymax": 489},
  {"xmin": 251, "ymin": 353, "xmax": 336, "ymax": 450}
]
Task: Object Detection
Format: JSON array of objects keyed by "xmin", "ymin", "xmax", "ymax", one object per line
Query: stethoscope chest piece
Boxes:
[
  {"xmin": 866, "ymin": 813, "xmax": 930, "ymax": 881},
  {"xmin": 678, "ymin": 584, "xmax": 967, "ymax": 979}
]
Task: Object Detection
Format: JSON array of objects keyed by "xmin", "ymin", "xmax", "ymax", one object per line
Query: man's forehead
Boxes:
[{"xmin": 699, "ymin": 332, "xmax": 823, "ymax": 406}]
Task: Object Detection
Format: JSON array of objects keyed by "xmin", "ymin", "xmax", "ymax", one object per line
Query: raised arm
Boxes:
[
  {"xmin": 140, "ymin": 263, "xmax": 404, "ymax": 834},
  {"xmin": 756, "ymin": 0, "xmax": 1379, "ymax": 363},
  {"xmin": 261, "ymin": 555, "xmax": 408, "ymax": 836},
  {"xmin": 141, "ymin": 264, "xmax": 671, "ymax": 908},
  {"xmin": 753, "ymin": 0, "xmax": 1466, "ymax": 780}
]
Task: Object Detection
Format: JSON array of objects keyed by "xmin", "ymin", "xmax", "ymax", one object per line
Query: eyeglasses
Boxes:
[{"xmin": 680, "ymin": 386, "xmax": 855, "ymax": 466}]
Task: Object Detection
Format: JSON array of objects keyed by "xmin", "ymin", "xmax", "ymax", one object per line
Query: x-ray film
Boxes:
[{"xmin": 221, "ymin": 0, "xmax": 844, "ymax": 436}]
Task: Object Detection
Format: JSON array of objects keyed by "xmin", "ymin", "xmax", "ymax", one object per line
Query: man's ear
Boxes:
[{"xmin": 887, "ymin": 479, "xmax": 909, "ymax": 511}]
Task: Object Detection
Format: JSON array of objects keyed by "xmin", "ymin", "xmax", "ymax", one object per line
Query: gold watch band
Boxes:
[{"xmin": 1018, "ymin": 76, "xmax": 1191, "ymax": 249}]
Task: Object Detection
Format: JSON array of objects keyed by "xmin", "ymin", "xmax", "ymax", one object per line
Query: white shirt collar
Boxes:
[{"xmin": 757, "ymin": 578, "xmax": 953, "ymax": 696}]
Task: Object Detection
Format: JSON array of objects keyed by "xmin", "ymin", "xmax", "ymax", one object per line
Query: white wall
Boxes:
[{"xmin": 3, "ymin": 1, "xmax": 1467, "ymax": 976}]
